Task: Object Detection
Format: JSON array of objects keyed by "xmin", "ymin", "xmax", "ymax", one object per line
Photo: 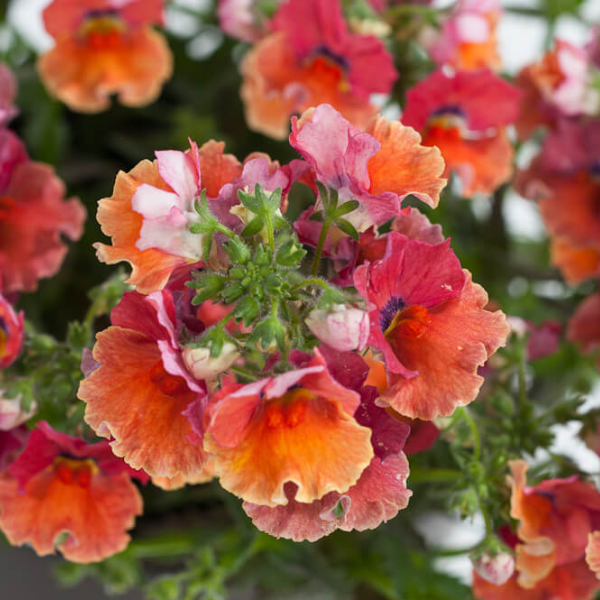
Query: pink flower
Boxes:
[
  {"xmin": 132, "ymin": 142, "xmax": 203, "ymax": 261},
  {"xmin": 472, "ymin": 550, "xmax": 516, "ymax": 586},
  {"xmin": 305, "ymin": 304, "xmax": 369, "ymax": 352},
  {"xmin": 0, "ymin": 393, "xmax": 35, "ymax": 431},
  {"xmin": 217, "ymin": 0, "xmax": 270, "ymax": 43},
  {"xmin": 290, "ymin": 104, "xmax": 445, "ymax": 231}
]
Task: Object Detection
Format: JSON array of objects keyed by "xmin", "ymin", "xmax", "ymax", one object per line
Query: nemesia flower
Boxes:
[
  {"xmin": 37, "ymin": 0, "xmax": 172, "ymax": 113},
  {"xmin": 587, "ymin": 531, "xmax": 600, "ymax": 579},
  {"xmin": 217, "ymin": 0, "xmax": 271, "ymax": 43},
  {"xmin": 78, "ymin": 290, "xmax": 210, "ymax": 479},
  {"xmin": 429, "ymin": 0, "xmax": 502, "ymax": 71},
  {"xmin": 516, "ymin": 121, "xmax": 600, "ymax": 284},
  {"xmin": 0, "ymin": 63, "xmax": 18, "ymax": 127},
  {"xmin": 0, "ymin": 426, "xmax": 28, "ymax": 473},
  {"xmin": 95, "ymin": 140, "xmax": 243, "ymax": 294},
  {"xmin": 472, "ymin": 550, "xmax": 515, "ymax": 586},
  {"xmin": 402, "ymin": 69, "xmax": 521, "ymax": 198},
  {"xmin": 508, "ymin": 460, "xmax": 600, "ymax": 589},
  {"xmin": 290, "ymin": 104, "xmax": 446, "ymax": 231},
  {"xmin": 240, "ymin": 0, "xmax": 397, "ymax": 139},
  {"xmin": 202, "ymin": 348, "xmax": 374, "ymax": 507},
  {"xmin": 0, "ymin": 139, "xmax": 86, "ymax": 293},
  {"xmin": 242, "ymin": 349, "xmax": 412, "ymax": 541},
  {"xmin": 516, "ymin": 40, "xmax": 600, "ymax": 136},
  {"xmin": 305, "ymin": 304, "xmax": 369, "ymax": 352},
  {"xmin": 0, "ymin": 129, "xmax": 27, "ymax": 194},
  {"xmin": 0, "ymin": 291, "xmax": 23, "ymax": 369},
  {"xmin": 0, "ymin": 422, "xmax": 143, "ymax": 563},
  {"xmin": 472, "ymin": 559, "xmax": 600, "ymax": 600},
  {"xmin": 354, "ymin": 232, "xmax": 509, "ymax": 420}
]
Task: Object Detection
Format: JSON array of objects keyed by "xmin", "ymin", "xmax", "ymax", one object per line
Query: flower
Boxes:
[
  {"xmin": 305, "ymin": 304, "xmax": 369, "ymax": 352},
  {"xmin": 568, "ymin": 293, "xmax": 600, "ymax": 369},
  {"xmin": 290, "ymin": 104, "xmax": 445, "ymax": 231},
  {"xmin": 429, "ymin": 0, "xmax": 502, "ymax": 71},
  {"xmin": 0, "ymin": 138, "xmax": 86, "ymax": 293},
  {"xmin": 402, "ymin": 69, "xmax": 521, "ymax": 198},
  {"xmin": 201, "ymin": 348, "xmax": 374, "ymax": 507},
  {"xmin": 95, "ymin": 140, "xmax": 242, "ymax": 294},
  {"xmin": 217, "ymin": 0, "xmax": 270, "ymax": 43},
  {"xmin": 78, "ymin": 290, "xmax": 210, "ymax": 479},
  {"xmin": 242, "ymin": 349, "xmax": 412, "ymax": 541},
  {"xmin": 240, "ymin": 0, "xmax": 397, "ymax": 139},
  {"xmin": 0, "ymin": 291, "xmax": 23, "ymax": 369},
  {"xmin": 37, "ymin": 0, "xmax": 172, "ymax": 113},
  {"xmin": 0, "ymin": 422, "xmax": 143, "ymax": 563},
  {"xmin": 508, "ymin": 460, "xmax": 600, "ymax": 589},
  {"xmin": 354, "ymin": 232, "xmax": 509, "ymax": 420}
]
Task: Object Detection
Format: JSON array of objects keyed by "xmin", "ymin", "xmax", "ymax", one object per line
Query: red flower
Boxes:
[
  {"xmin": 354, "ymin": 232, "xmax": 509, "ymax": 419},
  {"xmin": 0, "ymin": 422, "xmax": 143, "ymax": 563},
  {"xmin": 0, "ymin": 133, "xmax": 85, "ymax": 293},
  {"xmin": 403, "ymin": 69, "xmax": 521, "ymax": 197}
]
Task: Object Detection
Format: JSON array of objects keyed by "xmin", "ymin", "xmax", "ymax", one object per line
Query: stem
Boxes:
[
  {"xmin": 215, "ymin": 223, "xmax": 236, "ymax": 240},
  {"xmin": 311, "ymin": 216, "xmax": 332, "ymax": 276},
  {"xmin": 460, "ymin": 407, "xmax": 481, "ymax": 462},
  {"xmin": 229, "ymin": 365, "xmax": 259, "ymax": 381},
  {"xmin": 263, "ymin": 210, "xmax": 275, "ymax": 252},
  {"xmin": 409, "ymin": 468, "xmax": 462, "ymax": 483},
  {"xmin": 292, "ymin": 277, "xmax": 330, "ymax": 293},
  {"xmin": 480, "ymin": 503, "xmax": 493, "ymax": 537}
]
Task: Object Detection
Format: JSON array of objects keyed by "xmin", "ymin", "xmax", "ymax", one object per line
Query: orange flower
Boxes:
[
  {"xmin": 37, "ymin": 0, "xmax": 172, "ymax": 113},
  {"xmin": 95, "ymin": 141, "xmax": 242, "ymax": 294},
  {"xmin": 240, "ymin": 0, "xmax": 397, "ymax": 139},
  {"xmin": 203, "ymin": 349, "xmax": 373, "ymax": 506},
  {"xmin": 78, "ymin": 290, "xmax": 210, "ymax": 479},
  {"xmin": 0, "ymin": 422, "xmax": 143, "ymax": 563}
]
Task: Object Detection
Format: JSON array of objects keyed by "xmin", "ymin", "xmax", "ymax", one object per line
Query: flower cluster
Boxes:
[
  {"xmin": 514, "ymin": 36, "xmax": 600, "ymax": 375},
  {"xmin": 72, "ymin": 102, "xmax": 509, "ymax": 551}
]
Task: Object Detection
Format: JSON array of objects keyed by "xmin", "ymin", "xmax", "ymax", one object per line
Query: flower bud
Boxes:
[
  {"xmin": 183, "ymin": 342, "xmax": 239, "ymax": 381},
  {"xmin": 471, "ymin": 550, "xmax": 515, "ymax": 586},
  {"xmin": 0, "ymin": 393, "xmax": 37, "ymax": 431},
  {"xmin": 305, "ymin": 304, "xmax": 369, "ymax": 352}
]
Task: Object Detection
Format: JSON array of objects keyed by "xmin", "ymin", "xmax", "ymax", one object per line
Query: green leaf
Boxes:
[
  {"xmin": 241, "ymin": 216, "xmax": 264, "ymax": 237},
  {"xmin": 189, "ymin": 274, "xmax": 227, "ymax": 305},
  {"xmin": 221, "ymin": 282, "xmax": 246, "ymax": 304},
  {"xmin": 336, "ymin": 218, "xmax": 359, "ymax": 241},
  {"xmin": 266, "ymin": 187, "xmax": 283, "ymax": 212},
  {"xmin": 238, "ymin": 189, "xmax": 262, "ymax": 213},
  {"xmin": 224, "ymin": 237, "xmax": 251, "ymax": 264},
  {"xmin": 272, "ymin": 215, "xmax": 291, "ymax": 230},
  {"xmin": 234, "ymin": 296, "xmax": 261, "ymax": 326},
  {"xmin": 335, "ymin": 200, "xmax": 360, "ymax": 217}
]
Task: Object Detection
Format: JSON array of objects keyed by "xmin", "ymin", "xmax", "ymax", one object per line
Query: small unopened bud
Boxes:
[
  {"xmin": 306, "ymin": 304, "xmax": 369, "ymax": 352},
  {"xmin": 0, "ymin": 393, "xmax": 37, "ymax": 431},
  {"xmin": 471, "ymin": 551, "xmax": 515, "ymax": 586},
  {"xmin": 183, "ymin": 342, "xmax": 239, "ymax": 380}
]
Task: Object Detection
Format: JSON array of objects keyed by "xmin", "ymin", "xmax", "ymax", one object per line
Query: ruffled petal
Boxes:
[
  {"xmin": 0, "ymin": 468, "xmax": 142, "ymax": 563},
  {"xmin": 78, "ymin": 327, "xmax": 208, "ymax": 478}
]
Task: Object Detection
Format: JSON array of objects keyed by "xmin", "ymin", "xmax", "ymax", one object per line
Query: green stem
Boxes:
[
  {"xmin": 264, "ymin": 210, "xmax": 275, "ymax": 252},
  {"xmin": 460, "ymin": 407, "xmax": 481, "ymax": 462},
  {"xmin": 409, "ymin": 468, "xmax": 462, "ymax": 483},
  {"xmin": 215, "ymin": 223, "xmax": 236, "ymax": 240},
  {"xmin": 229, "ymin": 365, "xmax": 259, "ymax": 381},
  {"xmin": 311, "ymin": 216, "xmax": 332, "ymax": 276},
  {"xmin": 292, "ymin": 277, "xmax": 330, "ymax": 293}
]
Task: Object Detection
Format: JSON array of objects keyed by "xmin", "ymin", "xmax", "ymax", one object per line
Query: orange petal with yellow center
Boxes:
[
  {"xmin": 205, "ymin": 389, "xmax": 373, "ymax": 507},
  {"xmin": 78, "ymin": 327, "xmax": 208, "ymax": 478},
  {"xmin": 422, "ymin": 127, "xmax": 513, "ymax": 198},
  {"xmin": 37, "ymin": 27, "xmax": 172, "ymax": 113},
  {"xmin": 382, "ymin": 271, "xmax": 509, "ymax": 420},
  {"xmin": 366, "ymin": 117, "xmax": 446, "ymax": 207},
  {"xmin": 95, "ymin": 159, "xmax": 187, "ymax": 294},
  {"xmin": 0, "ymin": 466, "xmax": 141, "ymax": 563}
]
